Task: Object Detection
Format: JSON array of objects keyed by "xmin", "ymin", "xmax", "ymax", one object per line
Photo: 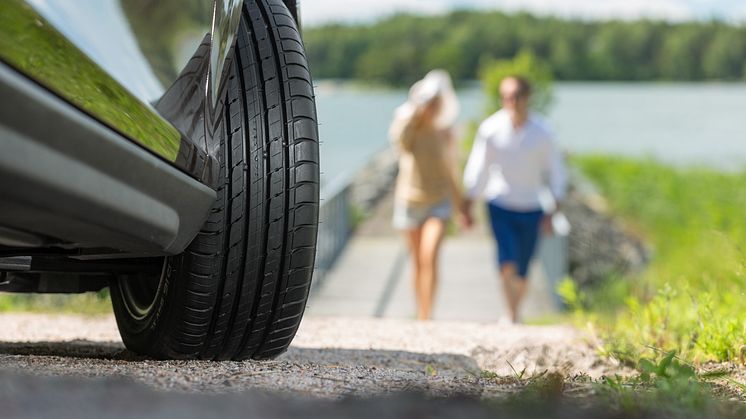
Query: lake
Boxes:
[{"xmin": 315, "ymin": 82, "xmax": 746, "ymax": 187}]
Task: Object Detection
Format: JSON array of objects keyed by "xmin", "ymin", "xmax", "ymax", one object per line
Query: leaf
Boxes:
[
  {"xmin": 425, "ymin": 364, "xmax": 437, "ymax": 377},
  {"xmin": 657, "ymin": 351, "xmax": 677, "ymax": 376},
  {"xmin": 507, "ymin": 360, "xmax": 523, "ymax": 380},
  {"xmin": 639, "ymin": 358, "xmax": 657, "ymax": 374},
  {"xmin": 699, "ymin": 369, "xmax": 731, "ymax": 380}
]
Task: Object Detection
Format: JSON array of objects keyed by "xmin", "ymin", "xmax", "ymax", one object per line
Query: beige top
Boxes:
[{"xmin": 390, "ymin": 118, "xmax": 461, "ymax": 207}]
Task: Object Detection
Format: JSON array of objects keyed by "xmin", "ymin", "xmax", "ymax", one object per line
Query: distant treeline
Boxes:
[{"xmin": 303, "ymin": 11, "xmax": 746, "ymax": 85}]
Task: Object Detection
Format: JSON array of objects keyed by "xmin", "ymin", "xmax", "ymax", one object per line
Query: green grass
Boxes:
[
  {"xmin": 593, "ymin": 351, "xmax": 741, "ymax": 417},
  {"xmin": 480, "ymin": 353, "xmax": 746, "ymax": 418},
  {"xmin": 0, "ymin": 290, "xmax": 112, "ymax": 315},
  {"xmin": 569, "ymin": 155, "xmax": 746, "ymax": 365}
]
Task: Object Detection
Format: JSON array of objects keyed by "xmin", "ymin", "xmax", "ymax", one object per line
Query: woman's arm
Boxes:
[
  {"xmin": 439, "ymin": 129, "xmax": 472, "ymax": 227},
  {"xmin": 389, "ymin": 106, "xmax": 424, "ymax": 152},
  {"xmin": 462, "ymin": 124, "xmax": 490, "ymax": 202}
]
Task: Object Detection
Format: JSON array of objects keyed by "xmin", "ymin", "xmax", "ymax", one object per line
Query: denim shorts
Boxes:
[
  {"xmin": 392, "ymin": 199, "xmax": 452, "ymax": 230},
  {"xmin": 487, "ymin": 202, "xmax": 544, "ymax": 278}
]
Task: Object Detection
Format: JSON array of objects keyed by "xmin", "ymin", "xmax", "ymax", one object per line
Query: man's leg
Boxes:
[
  {"xmin": 510, "ymin": 276, "xmax": 528, "ymax": 323},
  {"xmin": 499, "ymin": 261, "xmax": 521, "ymax": 322},
  {"xmin": 510, "ymin": 211, "xmax": 543, "ymax": 323},
  {"xmin": 488, "ymin": 202, "xmax": 522, "ymax": 322}
]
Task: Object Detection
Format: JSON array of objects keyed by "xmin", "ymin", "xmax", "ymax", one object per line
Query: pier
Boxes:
[{"xmin": 308, "ymin": 158, "xmax": 568, "ymax": 322}]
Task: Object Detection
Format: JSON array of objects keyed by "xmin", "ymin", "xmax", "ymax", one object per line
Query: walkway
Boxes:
[{"xmin": 306, "ymin": 192, "xmax": 562, "ymax": 322}]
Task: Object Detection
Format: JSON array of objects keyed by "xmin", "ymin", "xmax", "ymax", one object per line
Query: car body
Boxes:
[{"xmin": 0, "ymin": 0, "xmax": 299, "ymax": 256}]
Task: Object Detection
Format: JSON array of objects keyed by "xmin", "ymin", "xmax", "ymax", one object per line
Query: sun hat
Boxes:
[{"xmin": 394, "ymin": 69, "xmax": 460, "ymax": 130}]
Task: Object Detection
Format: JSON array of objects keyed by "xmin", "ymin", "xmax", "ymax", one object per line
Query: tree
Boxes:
[
  {"xmin": 303, "ymin": 10, "xmax": 746, "ymax": 84},
  {"xmin": 702, "ymin": 28, "xmax": 746, "ymax": 80},
  {"xmin": 658, "ymin": 25, "xmax": 712, "ymax": 80},
  {"xmin": 479, "ymin": 49, "xmax": 554, "ymax": 115}
]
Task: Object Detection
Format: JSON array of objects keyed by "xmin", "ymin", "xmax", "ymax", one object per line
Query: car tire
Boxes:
[{"xmin": 109, "ymin": 0, "xmax": 319, "ymax": 361}]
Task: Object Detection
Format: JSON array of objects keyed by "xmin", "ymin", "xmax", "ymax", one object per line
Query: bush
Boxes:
[
  {"xmin": 479, "ymin": 49, "xmax": 554, "ymax": 115},
  {"xmin": 570, "ymin": 156, "xmax": 746, "ymax": 364}
]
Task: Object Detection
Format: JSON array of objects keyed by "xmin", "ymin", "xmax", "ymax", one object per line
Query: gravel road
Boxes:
[{"xmin": 0, "ymin": 313, "xmax": 625, "ymax": 418}]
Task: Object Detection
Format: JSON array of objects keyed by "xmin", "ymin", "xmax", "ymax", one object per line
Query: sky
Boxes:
[{"xmin": 300, "ymin": 0, "xmax": 746, "ymax": 27}]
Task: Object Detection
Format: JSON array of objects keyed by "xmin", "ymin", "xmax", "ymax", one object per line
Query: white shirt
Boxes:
[{"xmin": 463, "ymin": 109, "xmax": 567, "ymax": 211}]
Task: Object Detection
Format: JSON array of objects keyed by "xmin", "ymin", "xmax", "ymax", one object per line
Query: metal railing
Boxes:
[{"xmin": 313, "ymin": 173, "xmax": 354, "ymax": 289}]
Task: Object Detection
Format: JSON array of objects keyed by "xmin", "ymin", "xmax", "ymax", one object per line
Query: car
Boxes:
[{"xmin": 0, "ymin": 0, "xmax": 319, "ymax": 361}]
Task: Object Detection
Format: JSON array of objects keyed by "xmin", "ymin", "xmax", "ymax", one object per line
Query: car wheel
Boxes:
[{"xmin": 110, "ymin": 0, "xmax": 319, "ymax": 360}]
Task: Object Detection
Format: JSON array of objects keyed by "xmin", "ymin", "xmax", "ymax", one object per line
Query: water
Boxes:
[{"xmin": 315, "ymin": 82, "xmax": 746, "ymax": 186}]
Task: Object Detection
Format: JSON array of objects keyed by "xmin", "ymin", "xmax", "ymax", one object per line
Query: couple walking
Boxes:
[{"xmin": 389, "ymin": 70, "xmax": 567, "ymax": 322}]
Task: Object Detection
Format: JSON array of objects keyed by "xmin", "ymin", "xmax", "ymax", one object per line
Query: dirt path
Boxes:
[
  {"xmin": 14, "ymin": 314, "xmax": 746, "ymax": 419},
  {"xmin": 0, "ymin": 313, "xmax": 619, "ymax": 400}
]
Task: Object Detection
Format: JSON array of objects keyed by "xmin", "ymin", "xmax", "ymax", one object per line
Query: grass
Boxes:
[
  {"xmin": 592, "ymin": 351, "xmax": 743, "ymax": 417},
  {"xmin": 568, "ymin": 155, "xmax": 746, "ymax": 365},
  {"xmin": 0, "ymin": 291, "xmax": 112, "ymax": 315},
  {"xmin": 476, "ymin": 350, "xmax": 746, "ymax": 418}
]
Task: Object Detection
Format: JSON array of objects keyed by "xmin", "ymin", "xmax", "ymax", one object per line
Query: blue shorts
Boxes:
[{"xmin": 487, "ymin": 202, "xmax": 544, "ymax": 278}]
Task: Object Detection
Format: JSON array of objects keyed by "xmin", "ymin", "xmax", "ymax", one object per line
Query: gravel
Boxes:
[
  {"xmin": 0, "ymin": 314, "xmax": 619, "ymax": 396},
  {"xmin": 5, "ymin": 314, "xmax": 744, "ymax": 419},
  {"xmin": 0, "ymin": 314, "xmax": 640, "ymax": 418}
]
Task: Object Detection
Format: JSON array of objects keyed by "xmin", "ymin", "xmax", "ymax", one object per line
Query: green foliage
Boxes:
[
  {"xmin": 121, "ymin": 0, "xmax": 213, "ymax": 84},
  {"xmin": 481, "ymin": 355, "xmax": 745, "ymax": 416},
  {"xmin": 594, "ymin": 350, "xmax": 746, "ymax": 417},
  {"xmin": 480, "ymin": 370, "xmax": 500, "ymax": 380},
  {"xmin": 479, "ymin": 49, "xmax": 554, "ymax": 114},
  {"xmin": 304, "ymin": 11, "xmax": 746, "ymax": 85},
  {"xmin": 0, "ymin": 290, "xmax": 112, "ymax": 315},
  {"xmin": 556, "ymin": 278, "xmax": 584, "ymax": 312},
  {"xmin": 424, "ymin": 363, "xmax": 438, "ymax": 377},
  {"xmin": 571, "ymin": 156, "xmax": 746, "ymax": 364}
]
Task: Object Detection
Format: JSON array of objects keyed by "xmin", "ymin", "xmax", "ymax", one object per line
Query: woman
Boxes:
[{"xmin": 389, "ymin": 70, "xmax": 470, "ymax": 320}]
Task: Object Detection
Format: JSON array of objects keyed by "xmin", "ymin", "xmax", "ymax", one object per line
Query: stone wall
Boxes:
[{"xmin": 563, "ymin": 171, "xmax": 649, "ymax": 288}]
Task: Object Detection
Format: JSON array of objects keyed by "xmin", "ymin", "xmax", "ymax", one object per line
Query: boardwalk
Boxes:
[{"xmin": 307, "ymin": 192, "xmax": 562, "ymax": 322}]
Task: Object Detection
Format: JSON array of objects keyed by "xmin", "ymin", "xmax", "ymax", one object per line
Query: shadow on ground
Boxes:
[
  {"xmin": 0, "ymin": 340, "xmax": 743, "ymax": 419},
  {"xmin": 0, "ymin": 340, "xmax": 491, "ymax": 397}
]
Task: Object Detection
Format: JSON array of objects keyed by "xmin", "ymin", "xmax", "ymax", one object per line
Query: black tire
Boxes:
[{"xmin": 109, "ymin": 0, "xmax": 319, "ymax": 361}]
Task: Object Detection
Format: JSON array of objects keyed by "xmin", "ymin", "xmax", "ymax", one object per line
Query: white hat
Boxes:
[{"xmin": 396, "ymin": 69, "xmax": 459, "ymax": 129}]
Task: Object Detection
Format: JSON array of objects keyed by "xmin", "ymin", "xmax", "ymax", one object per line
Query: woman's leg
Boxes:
[
  {"xmin": 417, "ymin": 217, "xmax": 447, "ymax": 320},
  {"xmin": 405, "ymin": 227, "xmax": 424, "ymax": 318}
]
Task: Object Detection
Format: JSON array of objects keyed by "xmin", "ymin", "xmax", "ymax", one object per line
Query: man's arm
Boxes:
[{"xmin": 540, "ymin": 136, "xmax": 567, "ymax": 234}]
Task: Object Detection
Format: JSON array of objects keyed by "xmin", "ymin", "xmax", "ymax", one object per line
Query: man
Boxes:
[{"xmin": 462, "ymin": 76, "xmax": 567, "ymax": 323}]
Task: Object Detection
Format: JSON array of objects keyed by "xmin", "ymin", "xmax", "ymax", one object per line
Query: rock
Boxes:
[{"xmin": 563, "ymin": 172, "xmax": 649, "ymax": 288}]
